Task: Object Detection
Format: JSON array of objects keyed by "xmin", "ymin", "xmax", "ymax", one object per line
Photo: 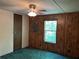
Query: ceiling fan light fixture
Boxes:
[
  {"xmin": 28, "ymin": 4, "xmax": 37, "ymax": 17},
  {"xmin": 28, "ymin": 11, "xmax": 37, "ymax": 17}
]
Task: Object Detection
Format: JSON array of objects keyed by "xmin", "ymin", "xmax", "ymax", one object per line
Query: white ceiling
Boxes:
[{"xmin": 0, "ymin": 0, "xmax": 79, "ymax": 15}]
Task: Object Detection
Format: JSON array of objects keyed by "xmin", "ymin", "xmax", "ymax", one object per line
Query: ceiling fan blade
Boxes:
[
  {"xmin": 39, "ymin": 10, "xmax": 47, "ymax": 12},
  {"xmin": 37, "ymin": 11, "xmax": 46, "ymax": 15}
]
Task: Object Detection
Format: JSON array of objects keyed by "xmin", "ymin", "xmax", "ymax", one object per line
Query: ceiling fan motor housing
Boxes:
[{"xmin": 29, "ymin": 4, "xmax": 36, "ymax": 9}]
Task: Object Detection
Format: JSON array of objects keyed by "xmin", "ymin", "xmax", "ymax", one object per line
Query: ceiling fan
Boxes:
[{"xmin": 27, "ymin": 4, "xmax": 47, "ymax": 17}]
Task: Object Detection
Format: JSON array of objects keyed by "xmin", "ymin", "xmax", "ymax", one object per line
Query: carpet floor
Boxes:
[{"xmin": 1, "ymin": 48, "xmax": 71, "ymax": 59}]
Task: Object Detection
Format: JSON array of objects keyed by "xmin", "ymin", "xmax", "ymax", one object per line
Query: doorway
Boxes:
[{"xmin": 14, "ymin": 14, "xmax": 22, "ymax": 51}]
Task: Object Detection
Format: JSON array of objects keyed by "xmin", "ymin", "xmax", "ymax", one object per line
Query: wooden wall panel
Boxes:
[{"xmin": 29, "ymin": 13, "xmax": 79, "ymax": 58}]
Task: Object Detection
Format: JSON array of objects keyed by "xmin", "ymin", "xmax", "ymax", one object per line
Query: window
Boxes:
[{"xmin": 44, "ymin": 21, "xmax": 57, "ymax": 44}]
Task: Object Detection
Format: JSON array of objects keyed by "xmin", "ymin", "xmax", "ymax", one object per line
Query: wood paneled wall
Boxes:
[{"xmin": 29, "ymin": 13, "xmax": 79, "ymax": 57}]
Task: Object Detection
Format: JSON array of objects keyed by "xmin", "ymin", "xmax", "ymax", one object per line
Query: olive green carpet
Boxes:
[{"xmin": 1, "ymin": 48, "xmax": 71, "ymax": 59}]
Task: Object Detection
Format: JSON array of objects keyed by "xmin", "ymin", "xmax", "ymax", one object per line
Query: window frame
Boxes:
[{"xmin": 43, "ymin": 20, "xmax": 58, "ymax": 44}]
